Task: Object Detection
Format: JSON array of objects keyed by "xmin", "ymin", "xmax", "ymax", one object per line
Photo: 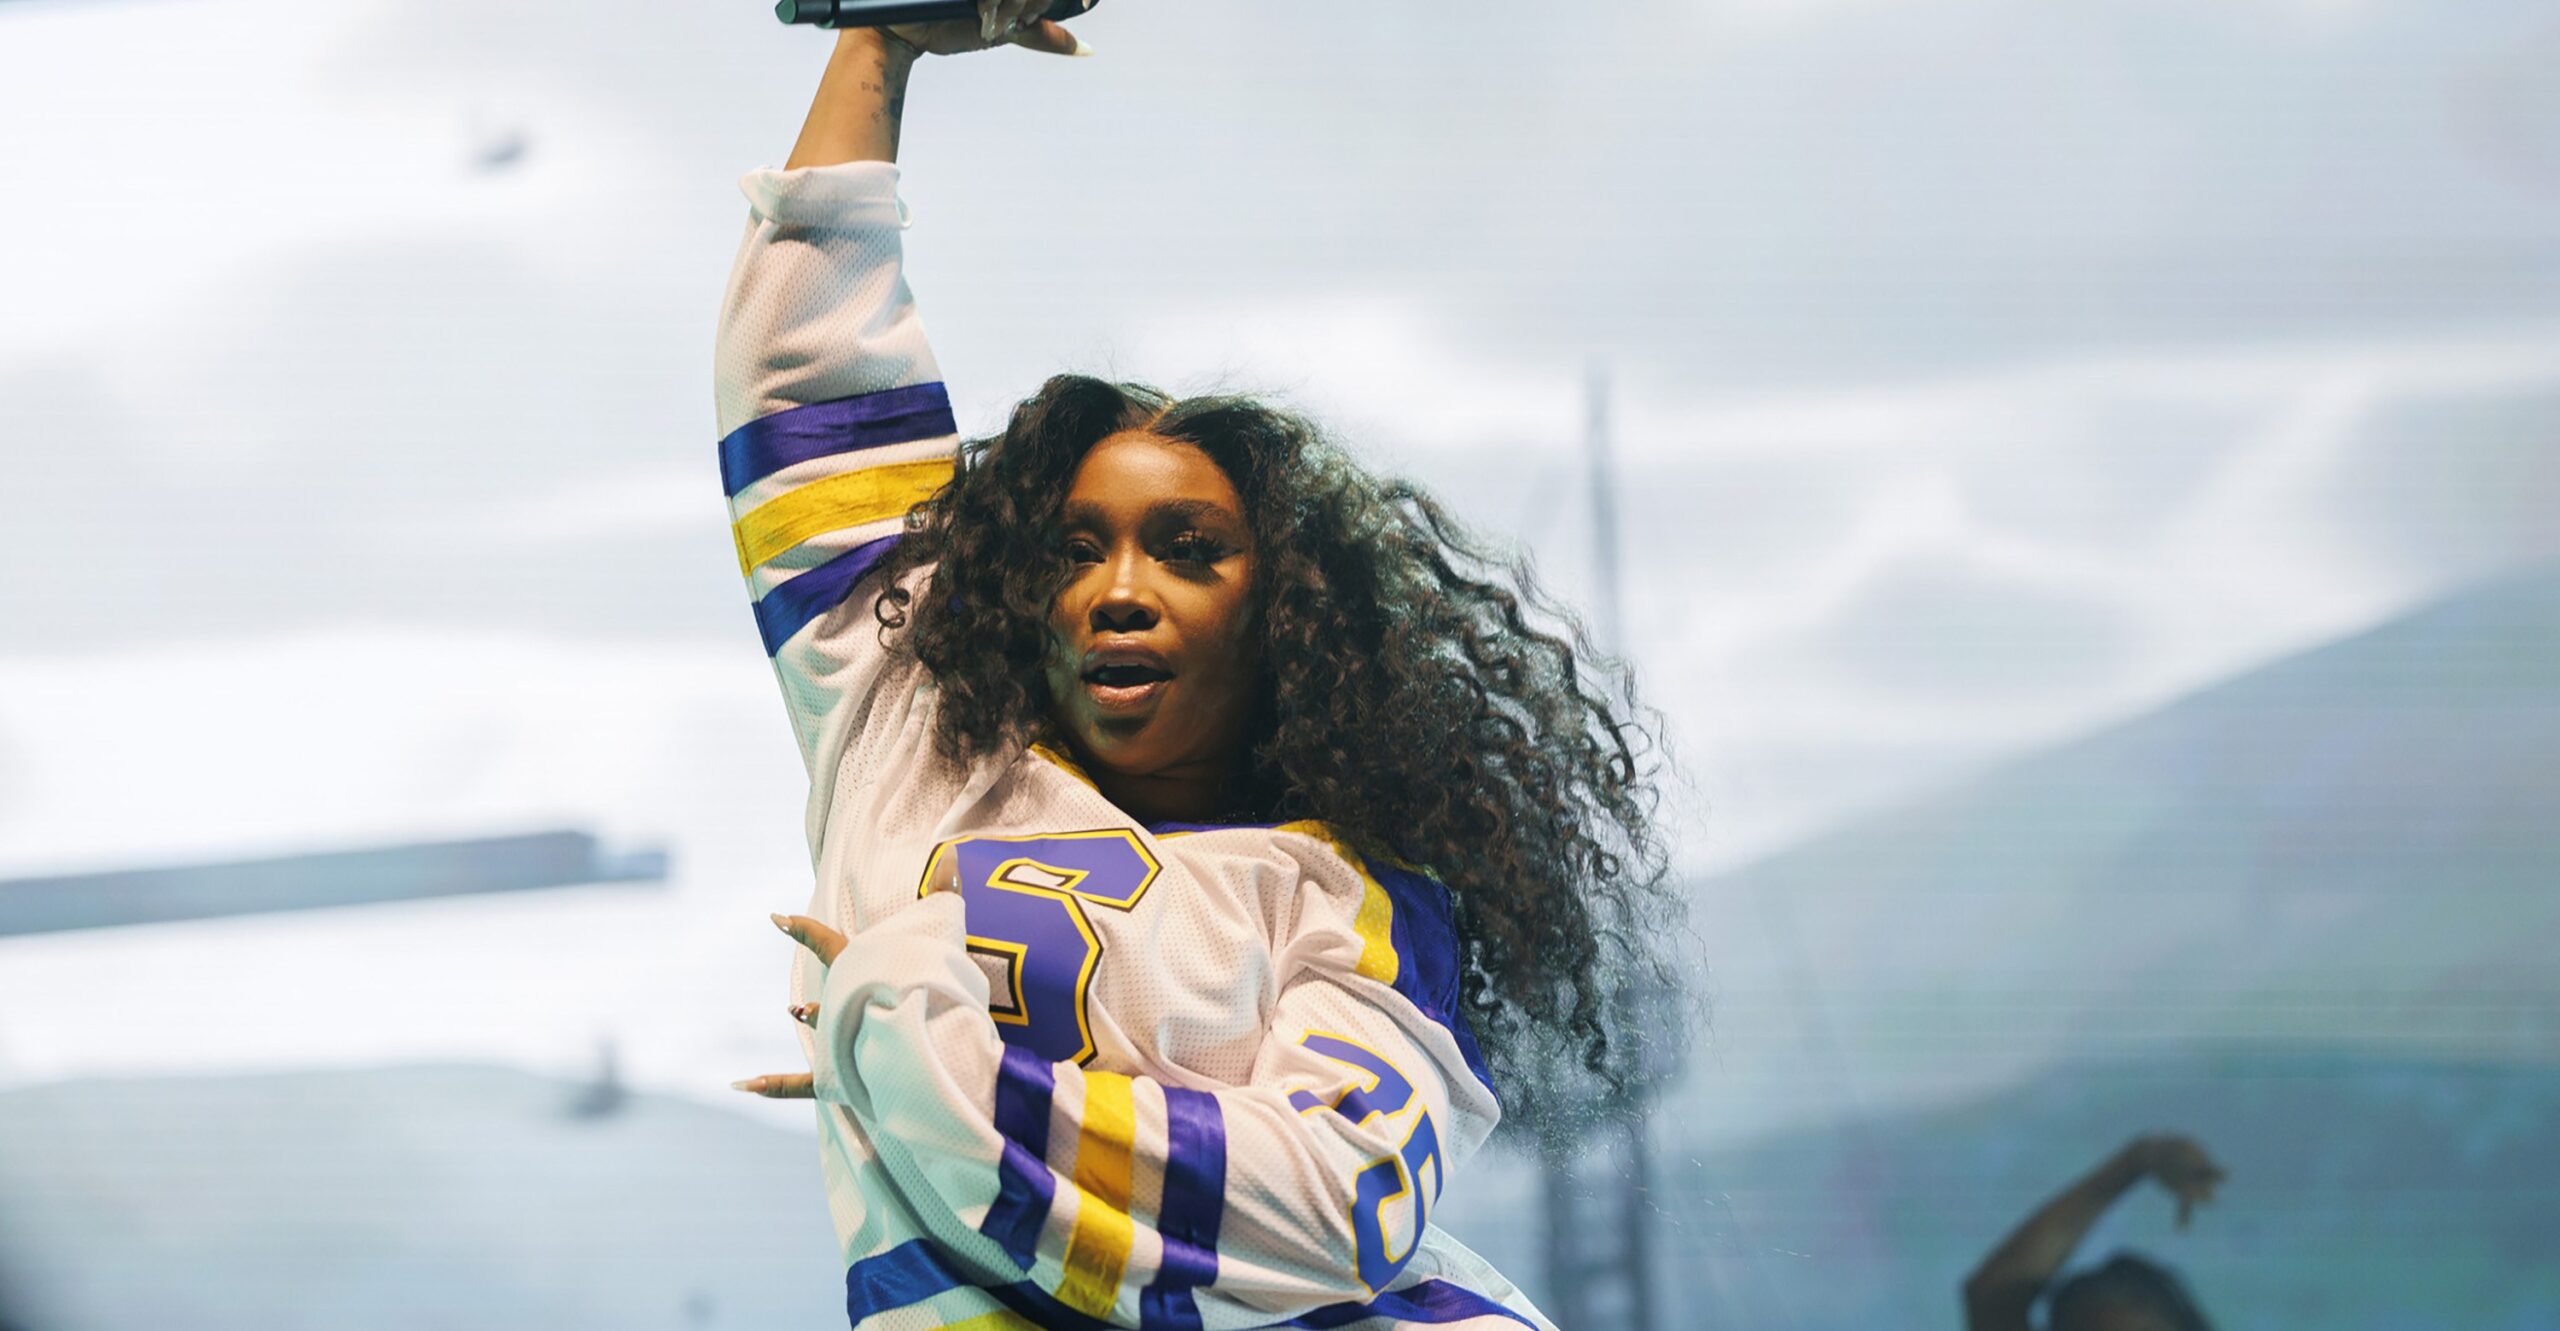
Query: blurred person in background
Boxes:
[
  {"xmin": 1964, "ymin": 1133, "xmax": 2227, "ymax": 1331},
  {"xmin": 721, "ymin": 3, "xmax": 1681, "ymax": 1327}
]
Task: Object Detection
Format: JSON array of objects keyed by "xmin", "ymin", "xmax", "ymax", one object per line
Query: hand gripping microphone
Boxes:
[{"xmin": 775, "ymin": 0, "xmax": 1096, "ymax": 29}]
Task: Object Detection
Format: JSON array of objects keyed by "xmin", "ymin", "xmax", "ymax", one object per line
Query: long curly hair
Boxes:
[{"xmin": 871, "ymin": 373, "xmax": 1685, "ymax": 1119}]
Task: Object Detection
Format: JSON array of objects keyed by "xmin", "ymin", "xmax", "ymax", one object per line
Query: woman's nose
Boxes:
[
  {"xmin": 1085, "ymin": 593, "xmax": 1157, "ymax": 634},
  {"xmin": 1093, "ymin": 597, "xmax": 1156, "ymax": 632},
  {"xmin": 1091, "ymin": 558, "xmax": 1159, "ymax": 632}
]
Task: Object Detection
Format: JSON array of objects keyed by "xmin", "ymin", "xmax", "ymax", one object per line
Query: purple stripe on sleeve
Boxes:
[
  {"xmin": 1280, "ymin": 1279, "xmax": 1541, "ymax": 1328},
  {"xmin": 1139, "ymin": 1283, "xmax": 1205, "ymax": 1330},
  {"xmin": 1367, "ymin": 860, "xmax": 1499, "ymax": 1101},
  {"xmin": 752, "ymin": 533, "xmax": 902, "ymax": 657},
  {"xmin": 841, "ymin": 1239, "xmax": 1118, "ymax": 1331},
  {"xmin": 979, "ymin": 1044, "xmax": 1059, "ymax": 1270},
  {"xmin": 718, "ymin": 383, "xmax": 958, "ymax": 497},
  {"xmin": 843, "ymin": 1237, "xmax": 971, "ymax": 1324},
  {"xmin": 1138, "ymin": 1086, "xmax": 1226, "ymax": 1330}
]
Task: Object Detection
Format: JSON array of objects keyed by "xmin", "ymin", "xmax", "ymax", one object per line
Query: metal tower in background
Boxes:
[
  {"xmin": 1537, "ymin": 363, "xmax": 1661, "ymax": 1331},
  {"xmin": 1584, "ymin": 362, "xmax": 1626, "ymax": 661}
]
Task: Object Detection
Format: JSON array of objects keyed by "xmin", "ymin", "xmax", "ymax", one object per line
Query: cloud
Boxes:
[
  {"xmin": 0, "ymin": 628, "xmax": 786, "ymax": 872},
  {"xmin": 8, "ymin": 0, "xmax": 2560, "ymax": 875},
  {"xmin": 0, "ymin": 231, "xmax": 741, "ymax": 651},
  {"xmin": 1793, "ymin": 554, "xmax": 2139, "ymax": 695},
  {"xmin": 2320, "ymin": 387, "xmax": 2560, "ymax": 579},
  {"xmin": 0, "ymin": 0, "xmax": 629, "ymax": 359}
]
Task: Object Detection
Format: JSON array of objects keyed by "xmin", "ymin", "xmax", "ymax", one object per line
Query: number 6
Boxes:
[{"xmin": 919, "ymin": 830, "xmax": 1161, "ymax": 1066}]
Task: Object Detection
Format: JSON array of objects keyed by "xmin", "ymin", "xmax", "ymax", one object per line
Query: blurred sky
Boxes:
[{"xmin": 2, "ymin": 0, "xmax": 2558, "ymax": 1121}]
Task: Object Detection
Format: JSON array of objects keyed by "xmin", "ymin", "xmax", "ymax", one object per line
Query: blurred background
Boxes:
[{"xmin": 2, "ymin": 0, "xmax": 2556, "ymax": 1326}]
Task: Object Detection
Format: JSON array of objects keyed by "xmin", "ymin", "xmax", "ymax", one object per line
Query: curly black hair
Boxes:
[{"xmin": 870, "ymin": 373, "xmax": 1686, "ymax": 1123}]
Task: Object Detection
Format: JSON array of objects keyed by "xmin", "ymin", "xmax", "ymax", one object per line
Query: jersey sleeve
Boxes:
[
  {"xmin": 714, "ymin": 160, "xmax": 961, "ymax": 783},
  {"xmin": 805, "ymin": 873, "xmax": 1519, "ymax": 1330}
]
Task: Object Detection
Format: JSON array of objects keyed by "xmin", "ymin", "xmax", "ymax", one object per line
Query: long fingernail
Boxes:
[
  {"xmin": 770, "ymin": 912, "xmax": 790, "ymax": 932},
  {"xmin": 1069, "ymin": 34, "xmax": 1095, "ymax": 56},
  {"xmin": 730, "ymin": 1078, "xmax": 759, "ymax": 1092}
]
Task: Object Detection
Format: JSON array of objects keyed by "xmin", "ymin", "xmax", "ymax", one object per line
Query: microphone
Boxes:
[{"xmin": 775, "ymin": 0, "xmax": 1096, "ymax": 29}]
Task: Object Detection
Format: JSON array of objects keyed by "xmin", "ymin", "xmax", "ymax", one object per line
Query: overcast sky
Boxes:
[{"xmin": 2, "ymin": 0, "xmax": 2557, "ymax": 1113}]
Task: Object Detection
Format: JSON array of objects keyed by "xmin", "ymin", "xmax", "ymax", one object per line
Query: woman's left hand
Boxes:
[{"xmin": 731, "ymin": 912, "xmax": 847, "ymax": 1100}]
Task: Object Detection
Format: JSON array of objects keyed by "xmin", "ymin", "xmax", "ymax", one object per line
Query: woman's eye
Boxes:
[
  {"xmin": 1165, "ymin": 534, "xmax": 1224, "ymax": 564},
  {"xmin": 1063, "ymin": 539, "xmax": 1103, "ymax": 565}
]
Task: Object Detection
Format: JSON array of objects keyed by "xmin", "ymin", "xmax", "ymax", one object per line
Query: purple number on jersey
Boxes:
[
  {"xmin": 1291, "ymin": 1031, "xmax": 1446, "ymax": 1292},
  {"xmin": 919, "ymin": 830, "xmax": 1163, "ymax": 1066}
]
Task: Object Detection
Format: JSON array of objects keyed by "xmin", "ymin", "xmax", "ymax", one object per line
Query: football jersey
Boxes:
[{"xmin": 715, "ymin": 159, "xmax": 1554, "ymax": 1331}]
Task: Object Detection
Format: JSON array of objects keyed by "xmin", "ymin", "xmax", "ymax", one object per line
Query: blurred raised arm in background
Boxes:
[{"xmin": 1963, "ymin": 1133, "xmax": 2225, "ymax": 1331}]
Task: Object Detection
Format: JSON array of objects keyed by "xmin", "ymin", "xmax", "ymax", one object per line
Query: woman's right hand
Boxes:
[{"xmin": 888, "ymin": 0, "xmax": 1088, "ymax": 58}]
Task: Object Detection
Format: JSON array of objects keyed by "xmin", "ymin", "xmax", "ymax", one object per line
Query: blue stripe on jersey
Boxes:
[
  {"xmin": 842, "ymin": 1238, "xmax": 1117, "ymax": 1330},
  {"xmin": 753, "ymin": 532, "xmax": 901, "ymax": 656},
  {"xmin": 841, "ymin": 1241, "xmax": 1533, "ymax": 1331},
  {"xmin": 1279, "ymin": 1280, "xmax": 1541, "ymax": 1328},
  {"xmin": 981, "ymin": 1044, "xmax": 1060, "ymax": 1269},
  {"xmin": 843, "ymin": 1238, "xmax": 971, "ymax": 1325},
  {"xmin": 1139, "ymin": 1086, "xmax": 1227, "ymax": 1331},
  {"xmin": 1365, "ymin": 861, "xmax": 1498, "ymax": 1100},
  {"xmin": 718, "ymin": 383, "xmax": 958, "ymax": 497}
]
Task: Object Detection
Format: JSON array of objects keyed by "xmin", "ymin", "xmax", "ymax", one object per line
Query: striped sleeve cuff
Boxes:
[{"xmin": 721, "ymin": 385, "xmax": 959, "ymax": 655}]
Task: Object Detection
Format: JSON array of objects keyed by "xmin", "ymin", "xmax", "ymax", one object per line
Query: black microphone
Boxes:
[{"xmin": 775, "ymin": 0, "xmax": 1095, "ymax": 29}]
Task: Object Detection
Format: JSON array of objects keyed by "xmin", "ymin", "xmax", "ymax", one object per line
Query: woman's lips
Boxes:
[{"xmin": 1085, "ymin": 675, "xmax": 1168, "ymax": 713}]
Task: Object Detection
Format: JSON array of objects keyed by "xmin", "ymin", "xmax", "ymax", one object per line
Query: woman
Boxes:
[{"xmin": 722, "ymin": 5, "xmax": 1680, "ymax": 1327}]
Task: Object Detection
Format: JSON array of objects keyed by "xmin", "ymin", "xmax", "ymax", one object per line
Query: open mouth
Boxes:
[{"xmin": 1080, "ymin": 660, "xmax": 1174, "ymax": 710}]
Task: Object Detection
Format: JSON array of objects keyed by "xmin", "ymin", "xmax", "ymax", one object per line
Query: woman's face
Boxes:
[{"xmin": 1043, "ymin": 431, "xmax": 1261, "ymax": 800}]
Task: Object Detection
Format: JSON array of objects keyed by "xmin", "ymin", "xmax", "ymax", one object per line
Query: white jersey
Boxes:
[{"xmin": 715, "ymin": 160, "xmax": 1553, "ymax": 1331}]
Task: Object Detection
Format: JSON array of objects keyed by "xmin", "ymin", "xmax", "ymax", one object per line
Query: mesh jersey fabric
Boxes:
[{"xmin": 714, "ymin": 159, "xmax": 1554, "ymax": 1331}]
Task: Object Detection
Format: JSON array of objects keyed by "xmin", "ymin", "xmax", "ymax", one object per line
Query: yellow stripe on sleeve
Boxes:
[
  {"xmin": 731, "ymin": 458, "xmax": 955, "ymax": 576},
  {"xmin": 1350, "ymin": 871, "xmax": 1398, "ymax": 986},
  {"xmin": 1279, "ymin": 821, "xmax": 1401, "ymax": 986},
  {"xmin": 939, "ymin": 1312, "xmax": 1043, "ymax": 1331},
  {"xmin": 1054, "ymin": 1071, "xmax": 1138, "ymax": 1319}
]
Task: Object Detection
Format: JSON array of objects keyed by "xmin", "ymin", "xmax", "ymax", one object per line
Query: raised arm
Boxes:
[
  {"xmin": 1961, "ymin": 1134, "xmax": 2225, "ymax": 1331},
  {"xmin": 785, "ymin": 29, "xmax": 914, "ymax": 170},
  {"xmin": 713, "ymin": 6, "xmax": 1085, "ymax": 800}
]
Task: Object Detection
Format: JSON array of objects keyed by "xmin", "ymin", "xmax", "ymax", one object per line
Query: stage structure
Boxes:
[
  {"xmin": 0, "ymin": 830, "xmax": 666, "ymax": 936},
  {"xmin": 1536, "ymin": 364, "xmax": 1672, "ymax": 1331}
]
